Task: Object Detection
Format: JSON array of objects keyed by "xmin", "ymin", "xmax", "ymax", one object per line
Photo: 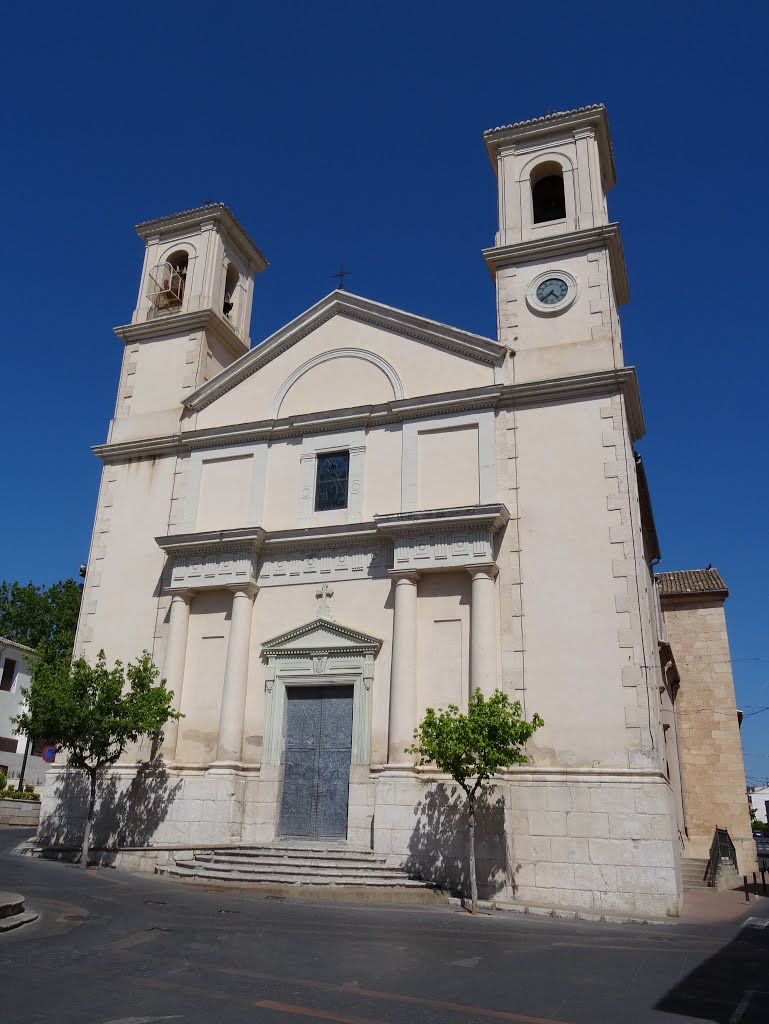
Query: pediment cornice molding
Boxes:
[
  {"xmin": 184, "ymin": 290, "xmax": 506, "ymax": 413},
  {"xmin": 262, "ymin": 617, "xmax": 382, "ymax": 657}
]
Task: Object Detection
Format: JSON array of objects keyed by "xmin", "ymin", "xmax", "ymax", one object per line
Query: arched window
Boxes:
[
  {"xmin": 531, "ymin": 162, "xmax": 566, "ymax": 224},
  {"xmin": 223, "ymin": 262, "xmax": 238, "ymax": 318},
  {"xmin": 148, "ymin": 249, "xmax": 188, "ymax": 310}
]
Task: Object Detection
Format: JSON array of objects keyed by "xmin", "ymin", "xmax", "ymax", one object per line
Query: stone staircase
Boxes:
[
  {"xmin": 681, "ymin": 857, "xmax": 709, "ymax": 888},
  {"xmin": 156, "ymin": 843, "xmax": 445, "ymax": 902}
]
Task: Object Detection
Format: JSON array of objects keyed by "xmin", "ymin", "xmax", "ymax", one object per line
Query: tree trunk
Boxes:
[
  {"xmin": 468, "ymin": 794, "xmax": 479, "ymax": 914},
  {"xmin": 80, "ymin": 768, "xmax": 97, "ymax": 869}
]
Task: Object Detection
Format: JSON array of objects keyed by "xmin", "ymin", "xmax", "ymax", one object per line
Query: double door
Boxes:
[{"xmin": 279, "ymin": 685, "xmax": 353, "ymax": 840}]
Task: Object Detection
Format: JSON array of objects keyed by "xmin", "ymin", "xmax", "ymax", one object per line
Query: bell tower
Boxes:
[
  {"xmin": 109, "ymin": 204, "xmax": 268, "ymax": 444},
  {"xmin": 482, "ymin": 105, "xmax": 629, "ymax": 383}
]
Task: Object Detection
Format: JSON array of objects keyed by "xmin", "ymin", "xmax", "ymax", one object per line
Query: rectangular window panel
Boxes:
[
  {"xmin": 0, "ymin": 737, "xmax": 17, "ymax": 753},
  {"xmin": 314, "ymin": 451, "xmax": 350, "ymax": 511},
  {"xmin": 0, "ymin": 659, "xmax": 16, "ymax": 692}
]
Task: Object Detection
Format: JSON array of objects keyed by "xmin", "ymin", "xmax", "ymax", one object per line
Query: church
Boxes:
[{"xmin": 40, "ymin": 105, "xmax": 755, "ymax": 917}]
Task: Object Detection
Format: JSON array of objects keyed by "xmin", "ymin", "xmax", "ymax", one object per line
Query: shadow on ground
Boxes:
[
  {"xmin": 404, "ymin": 784, "xmax": 511, "ymax": 898},
  {"xmin": 37, "ymin": 762, "xmax": 181, "ymax": 858},
  {"xmin": 656, "ymin": 922, "xmax": 769, "ymax": 1022}
]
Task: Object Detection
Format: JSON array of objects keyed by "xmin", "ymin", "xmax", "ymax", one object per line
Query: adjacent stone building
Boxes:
[
  {"xmin": 656, "ymin": 569, "xmax": 755, "ymax": 874},
  {"xmin": 39, "ymin": 105, "xmax": 755, "ymax": 915}
]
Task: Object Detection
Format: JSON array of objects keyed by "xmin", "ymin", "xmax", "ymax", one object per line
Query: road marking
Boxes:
[
  {"xmin": 100, "ymin": 1017, "xmax": 183, "ymax": 1024},
  {"xmin": 140, "ymin": 966, "xmax": 575, "ymax": 1024},
  {"xmin": 729, "ymin": 990, "xmax": 754, "ymax": 1023},
  {"xmin": 742, "ymin": 916, "xmax": 769, "ymax": 929},
  {"xmin": 140, "ymin": 978, "xmax": 384, "ymax": 1024},
  {"xmin": 450, "ymin": 956, "xmax": 480, "ymax": 967}
]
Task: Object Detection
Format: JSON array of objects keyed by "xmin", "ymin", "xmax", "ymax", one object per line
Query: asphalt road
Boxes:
[{"xmin": 1, "ymin": 828, "xmax": 768, "ymax": 1024}]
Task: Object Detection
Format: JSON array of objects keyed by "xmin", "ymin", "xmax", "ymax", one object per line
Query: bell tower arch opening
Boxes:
[{"xmin": 531, "ymin": 161, "xmax": 566, "ymax": 223}]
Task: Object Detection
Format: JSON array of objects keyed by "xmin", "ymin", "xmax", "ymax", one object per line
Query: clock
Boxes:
[
  {"xmin": 526, "ymin": 269, "xmax": 578, "ymax": 315},
  {"xmin": 535, "ymin": 277, "xmax": 569, "ymax": 305}
]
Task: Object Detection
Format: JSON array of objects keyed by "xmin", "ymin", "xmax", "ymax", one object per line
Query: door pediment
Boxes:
[{"xmin": 262, "ymin": 617, "xmax": 382, "ymax": 657}]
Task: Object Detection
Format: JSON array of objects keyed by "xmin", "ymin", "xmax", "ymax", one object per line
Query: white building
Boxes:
[
  {"xmin": 0, "ymin": 637, "xmax": 47, "ymax": 785},
  {"xmin": 39, "ymin": 105, "xmax": 755, "ymax": 915},
  {"xmin": 749, "ymin": 785, "xmax": 769, "ymax": 825}
]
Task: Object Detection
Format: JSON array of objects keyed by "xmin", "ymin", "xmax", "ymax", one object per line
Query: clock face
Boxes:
[{"xmin": 535, "ymin": 277, "xmax": 569, "ymax": 305}]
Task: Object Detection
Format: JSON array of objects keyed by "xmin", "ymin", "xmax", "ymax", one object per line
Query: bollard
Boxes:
[{"xmin": 744, "ymin": 875, "xmax": 750, "ymax": 902}]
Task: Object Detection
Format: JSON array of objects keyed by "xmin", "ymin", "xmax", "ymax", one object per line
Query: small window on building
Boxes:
[
  {"xmin": 0, "ymin": 737, "xmax": 16, "ymax": 753},
  {"xmin": 148, "ymin": 249, "xmax": 189, "ymax": 311},
  {"xmin": 314, "ymin": 451, "xmax": 350, "ymax": 511},
  {"xmin": 223, "ymin": 262, "xmax": 238, "ymax": 318},
  {"xmin": 531, "ymin": 162, "xmax": 566, "ymax": 223},
  {"xmin": 0, "ymin": 658, "xmax": 16, "ymax": 692}
]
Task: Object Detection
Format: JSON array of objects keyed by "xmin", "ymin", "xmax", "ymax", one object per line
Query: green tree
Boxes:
[
  {"xmin": 13, "ymin": 650, "xmax": 181, "ymax": 868},
  {"xmin": 0, "ymin": 578, "xmax": 82, "ymax": 665},
  {"xmin": 407, "ymin": 688, "xmax": 543, "ymax": 913}
]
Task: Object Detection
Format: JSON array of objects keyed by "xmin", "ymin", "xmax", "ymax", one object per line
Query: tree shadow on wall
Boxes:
[
  {"xmin": 404, "ymin": 783, "xmax": 510, "ymax": 899},
  {"xmin": 38, "ymin": 762, "xmax": 182, "ymax": 858}
]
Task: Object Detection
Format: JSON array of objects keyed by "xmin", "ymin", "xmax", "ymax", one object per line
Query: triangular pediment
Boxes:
[
  {"xmin": 185, "ymin": 290, "xmax": 504, "ymax": 413},
  {"xmin": 262, "ymin": 617, "xmax": 382, "ymax": 655}
]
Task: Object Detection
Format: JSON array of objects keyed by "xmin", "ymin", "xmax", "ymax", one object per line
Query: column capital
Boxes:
[
  {"xmin": 388, "ymin": 569, "xmax": 421, "ymax": 585},
  {"xmin": 227, "ymin": 583, "xmax": 259, "ymax": 599},
  {"xmin": 167, "ymin": 588, "xmax": 194, "ymax": 602},
  {"xmin": 467, "ymin": 563, "xmax": 499, "ymax": 581}
]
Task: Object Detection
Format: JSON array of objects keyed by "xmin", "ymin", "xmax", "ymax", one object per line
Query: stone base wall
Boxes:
[
  {"xmin": 38, "ymin": 764, "xmax": 682, "ymax": 917},
  {"xmin": 0, "ymin": 799, "xmax": 41, "ymax": 826},
  {"xmin": 375, "ymin": 771, "xmax": 683, "ymax": 918}
]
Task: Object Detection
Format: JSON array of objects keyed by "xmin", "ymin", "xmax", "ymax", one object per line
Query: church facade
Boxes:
[{"xmin": 40, "ymin": 105, "xmax": 754, "ymax": 916}]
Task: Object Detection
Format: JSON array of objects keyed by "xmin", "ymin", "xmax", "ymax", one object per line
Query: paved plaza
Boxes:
[{"xmin": 1, "ymin": 827, "xmax": 767, "ymax": 1024}]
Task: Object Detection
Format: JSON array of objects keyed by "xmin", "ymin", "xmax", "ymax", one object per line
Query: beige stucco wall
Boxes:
[
  {"xmin": 514, "ymin": 397, "xmax": 633, "ymax": 767},
  {"xmin": 662, "ymin": 598, "xmax": 756, "ymax": 874}
]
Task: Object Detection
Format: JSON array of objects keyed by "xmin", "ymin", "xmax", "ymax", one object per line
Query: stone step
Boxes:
[
  {"xmin": 176, "ymin": 858, "xmax": 415, "ymax": 882},
  {"xmin": 195, "ymin": 852, "xmax": 388, "ymax": 870},
  {"xmin": 206, "ymin": 845, "xmax": 381, "ymax": 861},
  {"xmin": 0, "ymin": 892, "xmax": 39, "ymax": 932},
  {"xmin": 159, "ymin": 863, "xmax": 429, "ymax": 888},
  {"xmin": 681, "ymin": 857, "xmax": 710, "ymax": 887}
]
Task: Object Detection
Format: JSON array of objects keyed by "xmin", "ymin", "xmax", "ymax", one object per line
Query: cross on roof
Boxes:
[
  {"xmin": 332, "ymin": 264, "xmax": 351, "ymax": 290},
  {"xmin": 316, "ymin": 583, "xmax": 334, "ymax": 619}
]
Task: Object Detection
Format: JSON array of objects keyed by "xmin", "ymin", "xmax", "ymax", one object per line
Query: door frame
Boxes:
[
  {"xmin": 260, "ymin": 618, "xmax": 380, "ymax": 843},
  {"xmin": 278, "ymin": 682, "xmax": 355, "ymax": 840}
]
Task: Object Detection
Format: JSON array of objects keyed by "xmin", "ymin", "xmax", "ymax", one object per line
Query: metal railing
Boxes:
[{"xmin": 706, "ymin": 826, "xmax": 737, "ymax": 886}]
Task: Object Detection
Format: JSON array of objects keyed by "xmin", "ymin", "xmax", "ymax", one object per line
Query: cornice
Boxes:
[
  {"xmin": 374, "ymin": 503, "xmax": 510, "ymax": 536},
  {"xmin": 135, "ymin": 203, "xmax": 268, "ymax": 271},
  {"xmin": 484, "ymin": 104, "xmax": 616, "ymax": 190},
  {"xmin": 482, "ymin": 223, "xmax": 630, "ymax": 306},
  {"xmin": 114, "ymin": 308, "xmax": 250, "ymax": 359},
  {"xmin": 264, "ymin": 522, "xmax": 381, "ymax": 548},
  {"xmin": 94, "ymin": 366, "xmax": 646, "ymax": 463},
  {"xmin": 184, "ymin": 290, "xmax": 506, "ymax": 412},
  {"xmin": 155, "ymin": 526, "xmax": 266, "ymax": 555}
]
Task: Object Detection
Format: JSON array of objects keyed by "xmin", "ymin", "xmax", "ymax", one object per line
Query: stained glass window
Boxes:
[{"xmin": 315, "ymin": 451, "xmax": 350, "ymax": 511}]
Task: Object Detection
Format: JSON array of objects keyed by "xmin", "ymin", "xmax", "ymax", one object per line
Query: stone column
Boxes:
[
  {"xmin": 215, "ymin": 584, "xmax": 258, "ymax": 765},
  {"xmin": 468, "ymin": 564, "xmax": 499, "ymax": 695},
  {"xmin": 387, "ymin": 570, "xmax": 420, "ymax": 767},
  {"xmin": 160, "ymin": 590, "xmax": 192, "ymax": 761}
]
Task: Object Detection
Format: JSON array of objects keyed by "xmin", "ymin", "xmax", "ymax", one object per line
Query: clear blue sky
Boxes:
[{"xmin": 2, "ymin": 3, "xmax": 767, "ymax": 778}]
